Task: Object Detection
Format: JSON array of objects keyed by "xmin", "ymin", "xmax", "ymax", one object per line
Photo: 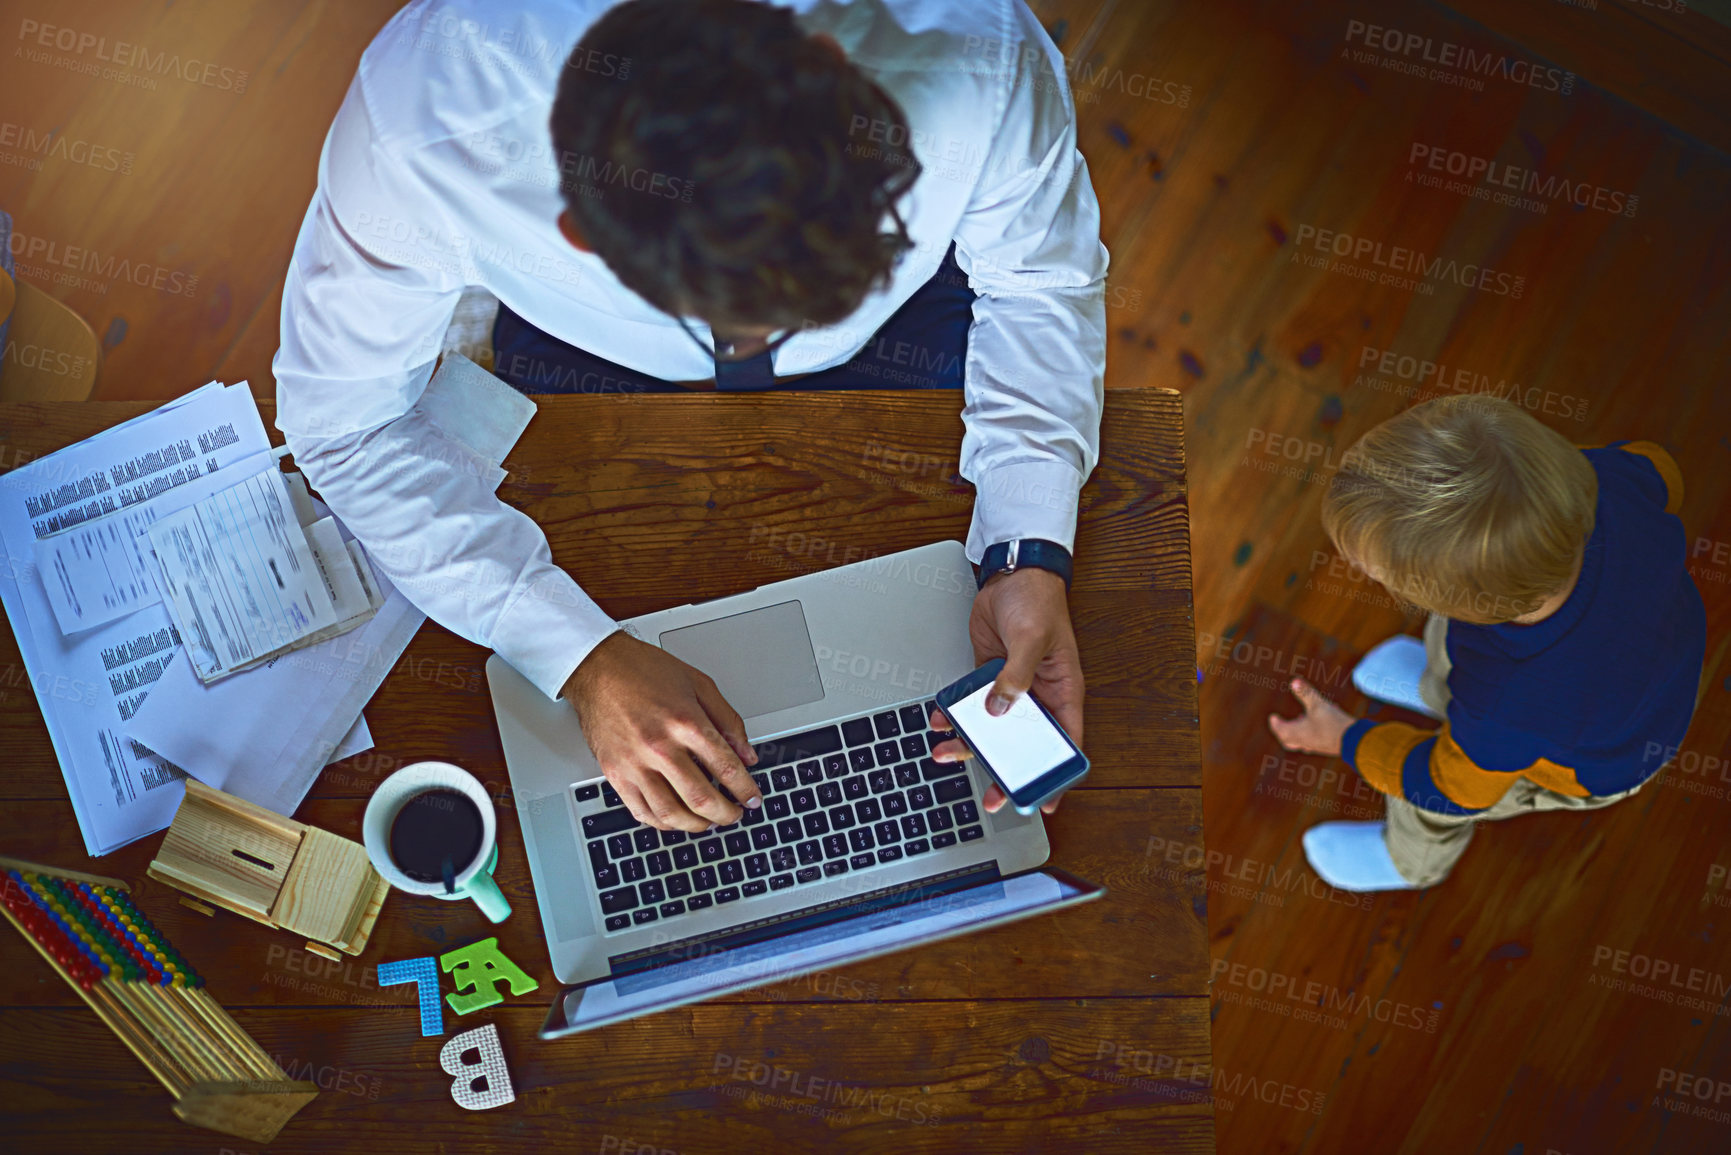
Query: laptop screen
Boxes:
[{"xmin": 540, "ymin": 868, "xmax": 1099, "ymax": 1038}]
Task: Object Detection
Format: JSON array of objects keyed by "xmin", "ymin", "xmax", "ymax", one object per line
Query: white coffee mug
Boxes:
[{"xmin": 363, "ymin": 761, "xmax": 511, "ymax": 923}]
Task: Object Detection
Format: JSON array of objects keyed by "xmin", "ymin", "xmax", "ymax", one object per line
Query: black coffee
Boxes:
[{"xmin": 389, "ymin": 789, "xmax": 484, "ymax": 888}]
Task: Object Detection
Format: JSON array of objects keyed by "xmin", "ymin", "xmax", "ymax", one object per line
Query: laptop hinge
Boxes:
[{"xmin": 606, "ymin": 861, "xmax": 1004, "ymax": 977}]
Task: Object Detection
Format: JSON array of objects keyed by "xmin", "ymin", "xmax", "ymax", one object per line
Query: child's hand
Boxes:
[{"xmin": 1267, "ymin": 678, "xmax": 1356, "ymax": 757}]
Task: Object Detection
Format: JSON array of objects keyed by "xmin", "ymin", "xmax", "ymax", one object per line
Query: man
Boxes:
[{"xmin": 274, "ymin": 0, "xmax": 1108, "ymax": 832}]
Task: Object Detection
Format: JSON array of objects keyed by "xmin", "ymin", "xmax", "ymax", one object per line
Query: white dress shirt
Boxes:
[{"xmin": 273, "ymin": 0, "xmax": 1108, "ymax": 701}]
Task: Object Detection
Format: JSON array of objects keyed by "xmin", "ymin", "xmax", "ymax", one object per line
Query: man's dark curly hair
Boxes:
[{"xmin": 550, "ymin": 0, "xmax": 921, "ymax": 329}]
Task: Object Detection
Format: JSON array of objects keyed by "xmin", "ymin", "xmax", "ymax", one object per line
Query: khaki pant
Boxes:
[{"xmin": 1382, "ymin": 614, "xmax": 1653, "ymax": 887}]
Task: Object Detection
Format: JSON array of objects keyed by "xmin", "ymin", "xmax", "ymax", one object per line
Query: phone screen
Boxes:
[{"xmin": 944, "ymin": 685, "xmax": 1074, "ymax": 792}]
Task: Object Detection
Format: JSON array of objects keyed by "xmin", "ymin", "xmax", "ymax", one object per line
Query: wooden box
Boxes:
[{"xmin": 148, "ymin": 780, "xmax": 390, "ymax": 960}]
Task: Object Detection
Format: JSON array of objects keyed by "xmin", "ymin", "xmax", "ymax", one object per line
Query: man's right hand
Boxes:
[{"xmin": 561, "ymin": 631, "xmax": 761, "ymax": 831}]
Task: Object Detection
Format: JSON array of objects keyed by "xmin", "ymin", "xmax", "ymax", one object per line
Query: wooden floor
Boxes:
[{"xmin": 3, "ymin": 0, "xmax": 1730, "ymax": 1151}]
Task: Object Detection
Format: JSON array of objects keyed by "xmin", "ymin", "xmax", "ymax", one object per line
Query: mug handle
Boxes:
[{"xmin": 465, "ymin": 867, "xmax": 511, "ymax": 923}]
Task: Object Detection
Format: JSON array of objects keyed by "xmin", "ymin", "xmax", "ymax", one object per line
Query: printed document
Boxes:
[
  {"xmin": 0, "ymin": 384, "xmax": 273, "ymax": 853},
  {"xmin": 148, "ymin": 469, "xmax": 342, "ymax": 681}
]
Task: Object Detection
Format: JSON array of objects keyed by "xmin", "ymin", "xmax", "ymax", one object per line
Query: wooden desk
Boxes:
[{"xmin": 0, "ymin": 388, "xmax": 1207, "ymax": 1153}]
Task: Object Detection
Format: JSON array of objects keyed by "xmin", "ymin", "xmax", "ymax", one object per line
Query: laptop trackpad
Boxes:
[{"xmin": 658, "ymin": 600, "xmax": 824, "ymax": 720}]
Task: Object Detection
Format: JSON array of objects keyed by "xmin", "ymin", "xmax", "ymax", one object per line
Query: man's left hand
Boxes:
[{"xmin": 928, "ymin": 567, "xmax": 1083, "ymax": 815}]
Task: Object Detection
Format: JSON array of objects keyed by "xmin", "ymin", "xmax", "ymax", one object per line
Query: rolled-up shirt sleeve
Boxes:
[
  {"xmin": 951, "ymin": 3, "xmax": 1108, "ymax": 564},
  {"xmin": 273, "ymin": 77, "xmax": 617, "ymax": 699}
]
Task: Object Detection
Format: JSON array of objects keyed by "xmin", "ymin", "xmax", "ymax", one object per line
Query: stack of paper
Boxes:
[
  {"xmin": 145, "ymin": 468, "xmax": 382, "ymax": 682},
  {"xmin": 0, "ymin": 383, "xmax": 424, "ymax": 855}
]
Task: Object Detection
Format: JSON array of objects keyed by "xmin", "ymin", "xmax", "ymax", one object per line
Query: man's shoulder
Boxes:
[
  {"xmin": 350, "ymin": 0, "xmax": 1046, "ymax": 142},
  {"xmin": 838, "ymin": 0, "xmax": 1055, "ymax": 91},
  {"xmin": 354, "ymin": 0, "xmax": 609, "ymax": 152}
]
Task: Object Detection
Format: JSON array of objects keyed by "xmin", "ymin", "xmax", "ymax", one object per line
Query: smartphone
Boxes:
[{"xmin": 934, "ymin": 658, "xmax": 1089, "ymax": 814}]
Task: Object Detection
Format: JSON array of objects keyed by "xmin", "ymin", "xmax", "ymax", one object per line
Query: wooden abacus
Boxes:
[{"xmin": 0, "ymin": 854, "xmax": 317, "ymax": 1144}]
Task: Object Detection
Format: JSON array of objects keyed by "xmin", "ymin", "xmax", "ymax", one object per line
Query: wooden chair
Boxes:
[{"xmin": 0, "ymin": 268, "xmax": 103, "ymax": 401}]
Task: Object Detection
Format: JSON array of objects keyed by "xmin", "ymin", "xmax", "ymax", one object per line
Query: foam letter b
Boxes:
[{"xmin": 440, "ymin": 1022, "xmax": 515, "ymax": 1110}]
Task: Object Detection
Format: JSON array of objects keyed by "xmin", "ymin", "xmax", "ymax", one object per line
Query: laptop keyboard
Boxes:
[{"xmin": 576, "ymin": 700, "xmax": 987, "ymax": 933}]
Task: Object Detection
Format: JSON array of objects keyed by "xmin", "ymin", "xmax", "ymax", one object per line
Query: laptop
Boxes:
[{"xmin": 486, "ymin": 540, "xmax": 1104, "ymax": 1037}]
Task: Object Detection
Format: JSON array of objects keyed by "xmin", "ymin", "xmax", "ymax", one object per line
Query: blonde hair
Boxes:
[{"xmin": 1321, "ymin": 395, "xmax": 1597, "ymax": 624}]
